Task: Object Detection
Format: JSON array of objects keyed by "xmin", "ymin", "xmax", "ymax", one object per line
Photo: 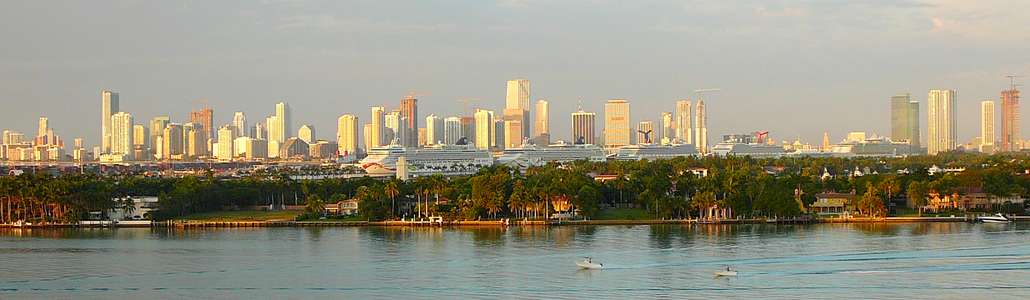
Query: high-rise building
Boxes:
[
  {"xmin": 385, "ymin": 111, "xmax": 401, "ymax": 146},
  {"xmin": 982, "ymin": 100, "xmax": 996, "ymax": 153},
  {"xmin": 38, "ymin": 117, "xmax": 48, "ymax": 138},
  {"xmin": 252, "ymin": 123, "xmax": 267, "ymax": 140},
  {"xmin": 298, "ymin": 125, "xmax": 315, "ymax": 144},
  {"xmin": 162, "ymin": 123, "xmax": 184, "ymax": 159},
  {"xmin": 418, "ymin": 128, "xmax": 427, "ymax": 147},
  {"xmin": 474, "ymin": 109, "xmax": 494, "ymax": 150},
  {"xmin": 535, "ymin": 100, "xmax": 549, "ymax": 144},
  {"xmin": 927, "ymin": 89, "xmax": 957, "ymax": 155},
  {"xmin": 695, "ymin": 100, "xmax": 708, "ymax": 153},
  {"xmin": 506, "ymin": 79, "xmax": 530, "ymax": 111},
  {"xmin": 363, "ymin": 124, "xmax": 372, "ymax": 151},
  {"xmin": 149, "ymin": 117, "xmax": 169, "ymax": 151},
  {"xmin": 676, "ymin": 100, "xmax": 691, "ymax": 144},
  {"xmin": 503, "ymin": 108, "xmax": 526, "ymax": 149},
  {"xmin": 232, "ymin": 112, "xmax": 247, "ymax": 138},
  {"xmin": 460, "ymin": 117, "xmax": 475, "ymax": 145},
  {"xmin": 110, "ymin": 112, "xmax": 133, "ymax": 156},
  {"xmin": 571, "ymin": 110, "xmax": 596, "ymax": 145},
  {"xmin": 1001, "ymin": 89, "xmax": 1020, "ymax": 151},
  {"xmin": 101, "ymin": 91, "xmax": 119, "ymax": 154},
  {"xmin": 426, "ymin": 115, "xmax": 444, "ymax": 145},
  {"xmin": 444, "ymin": 117, "xmax": 462, "ymax": 145},
  {"xmin": 660, "ymin": 111, "xmax": 674, "ymax": 144},
  {"xmin": 133, "ymin": 125, "xmax": 148, "ymax": 149},
  {"xmin": 217, "ymin": 125, "xmax": 236, "ymax": 162},
  {"xmin": 890, "ymin": 94, "xmax": 920, "ymax": 154},
  {"xmin": 494, "ymin": 116, "xmax": 506, "ymax": 151},
  {"xmin": 186, "ymin": 128, "xmax": 207, "ymax": 158},
  {"xmin": 266, "ymin": 102, "xmax": 292, "ymax": 146},
  {"xmin": 506, "ymin": 79, "xmax": 531, "ymax": 139},
  {"xmin": 191, "ymin": 108, "xmax": 214, "ymax": 142},
  {"xmin": 337, "ymin": 114, "xmax": 359, "ymax": 156},
  {"xmin": 371, "ymin": 106, "xmax": 385, "ymax": 148},
  {"xmin": 637, "ymin": 121, "xmax": 655, "ymax": 144},
  {"xmin": 401, "ymin": 97, "xmax": 418, "ymax": 147},
  {"xmin": 604, "ymin": 99, "xmax": 631, "ymax": 149}
]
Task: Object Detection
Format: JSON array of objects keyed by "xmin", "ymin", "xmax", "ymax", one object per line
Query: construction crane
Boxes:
[
  {"xmin": 1008, "ymin": 75, "xmax": 1026, "ymax": 90},
  {"xmin": 403, "ymin": 91, "xmax": 429, "ymax": 100},
  {"xmin": 457, "ymin": 98, "xmax": 482, "ymax": 118},
  {"xmin": 694, "ymin": 88, "xmax": 721, "ymax": 101},
  {"xmin": 189, "ymin": 99, "xmax": 216, "ymax": 112}
]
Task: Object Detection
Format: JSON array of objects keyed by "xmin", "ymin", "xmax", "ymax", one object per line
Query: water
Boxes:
[{"xmin": 2, "ymin": 223, "xmax": 1030, "ymax": 299}]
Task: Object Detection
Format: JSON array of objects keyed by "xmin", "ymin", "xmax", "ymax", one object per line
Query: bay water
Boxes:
[{"xmin": 2, "ymin": 223, "xmax": 1029, "ymax": 299}]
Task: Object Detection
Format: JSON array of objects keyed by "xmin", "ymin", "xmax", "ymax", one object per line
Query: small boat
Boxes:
[
  {"xmin": 575, "ymin": 257, "xmax": 603, "ymax": 269},
  {"xmin": 714, "ymin": 266, "xmax": 737, "ymax": 276},
  {"xmin": 979, "ymin": 213, "xmax": 1011, "ymax": 223}
]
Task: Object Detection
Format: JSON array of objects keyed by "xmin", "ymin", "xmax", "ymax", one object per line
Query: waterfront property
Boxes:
[{"xmin": 812, "ymin": 191, "xmax": 857, "ymax": 214}]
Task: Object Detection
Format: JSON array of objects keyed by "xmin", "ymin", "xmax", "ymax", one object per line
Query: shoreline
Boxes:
[{"xmin": 2, "ymin": 215, "xmax": 1026, "ymax": 229}]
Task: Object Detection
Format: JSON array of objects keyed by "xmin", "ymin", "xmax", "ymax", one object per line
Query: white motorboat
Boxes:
[
  {"xmin": 979, "ymin": 213, "xmax": 1011, "ymax": 223},
  {"xmin": 714, "ymin": 266, "xmax": 737, "ymax": 276},
  {"xmin": 575, "ymin": 257, "xmax": 603, "ymax": 269}
]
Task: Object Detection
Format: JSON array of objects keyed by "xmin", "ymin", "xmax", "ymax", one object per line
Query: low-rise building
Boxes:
[{"xmin": 812, "ymin": 191, "xmax": 856, "ymax": 214}]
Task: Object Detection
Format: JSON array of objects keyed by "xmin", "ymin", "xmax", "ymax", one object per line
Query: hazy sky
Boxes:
[{"xmin": 2, "ymin": 0, "xmax": 1028, "ymax": 149}]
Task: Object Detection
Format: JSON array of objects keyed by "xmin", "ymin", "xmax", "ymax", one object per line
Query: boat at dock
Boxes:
[{"xmin": 979, "ymin": 213, "xmax": 1011, "ymax": 223}]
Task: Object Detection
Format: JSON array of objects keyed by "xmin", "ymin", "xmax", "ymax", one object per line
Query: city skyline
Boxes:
[{"xmin": 1, "ymin": 1, "xmax": 1029, "ymax": 152}]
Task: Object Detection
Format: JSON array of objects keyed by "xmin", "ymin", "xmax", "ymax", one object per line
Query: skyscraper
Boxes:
[
  {"xmin": 371, "ymin": 106, "xmax": 385, "ymax": 148},
  {"xmin": 571, "ymin": 110, "xmax": 595, "ymax": 145},
  {"xmin": 535, "ymin": 100, "xmax": 549, "ymax": 144},
  {"xmin": 110, "ymin": 111, "xmax": 133, "ymax": 156},
  {"xmin": 186, "ymin": 128, "xmax": 207, "ymax": 158},
  {"xmin": 38, "ymin": 117, "xmax": 48, "ymax": 138},
  {"xmin": 506, "ymin": 79, "xmax": 530, "ymax": 111},
  {"xmin": 604, "ymin": 99, "xmax": 631, "ymax": 149},
  {"xmin": 190, "ymin": 108, "xmax": 214, "ymax": 142},
  {"xmin": 890, "ymin": 94, "xmax": 921, "ymax": 154},
  {"xmin": 426, "ymin": 115, "xmax": 443, "ymax": 146},
  {"xmin": 101, "ymin": 91, "xmax": 119, "ymax": 154},
  {"xmin": 162, "ymin": 123, "xmax": 184, "ymax": 159},
  {"xmin": 217, "ymin": 125, "xmax": 235, "ymax": 162},
  {"xmin": 232, "ymin": 112, "xmax": 247, "ymax": 138},
  {"xmin": 149, "ymin": 117, "xmax": 169, "ymax": 151},
  {"xmin": 401, "ymin": 97, "xmax": 418, "ymax": 147},
  {"xmin": 695, "ymin": 100, "xmax": 708, "ymax": 153},
  {"xmin": 385, "ymin": 111, "xmax": 401, "ymax": 146},
  {"xmin": 676, "ymin": 100, "xmax": 691, "ymax": 144},
  {"xmin": 133, "ymin": 125, "xmax": 148, "ymax": 149},
  {"xmin": 660, "ymin": 111, "xmax": 674, "ymax": 144},
  {"xmin": 1001, "ymin": 89, "xmax": 1020, "ymax": 151},
  {"xmin": 444, "ymin": 116, "xmax": 462, "ymax": 145},
  {"xmin": 337, "ymin": 114, "xmax": 359, "ymax": 155},
  {"xmin": 503, "ymin": 108, "xmax": 525, "ymax": 148},
  {"xmin": 298, "ymin": 125, "xmax": 315, "ymax": 144},
  {"xmin": 637, "ymin": 121, "xmax": 655, "ymax": 144},
  {"xmin": 363, "ymin": 124, "xmax": 372, "ymax": 151},
  {"xmin": 927, "ymin": 89, "xmax": 957, "ymax": 155},
  {"xmin": 982, "ymin": 100, "xmax": 996, "ymax": 153},
  {"xmin": 474, "ymin": 109, "xmax": 494, "ymax": 150},
  {"xmin": 494, "ymin": 116, "xmax": 506, "ymax": 151}
]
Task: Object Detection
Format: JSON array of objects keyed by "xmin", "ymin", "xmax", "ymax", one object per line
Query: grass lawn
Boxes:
[
  {"xmin": 177, "ymin": 210, "xmax": 302, "ymax": 221},
  {"xmin": 597, "ymin": 208, "xmax": 654, "ymax": 220}
]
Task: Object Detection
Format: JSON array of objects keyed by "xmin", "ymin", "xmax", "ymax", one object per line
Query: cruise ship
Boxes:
[
  {"xmin": 711, "ymin": 142, "xmax": 789, "ymax": 158},
  {"xmin": 497, "ymin": 142, "xmax": 607, "ymax": 168},
  {"xmin": 359, "ymin": 143, "xmax": 494, "ymax": 176},
  {"xmin": 613, "ymin": 143, "xmax": 700, "ymax": 161}
]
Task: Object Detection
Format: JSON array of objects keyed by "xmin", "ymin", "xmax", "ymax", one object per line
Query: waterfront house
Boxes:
[
  {"xmin": 811, "ymin": 191, "xmax": 856, "ymax": 214},
  {"xmin": 928, "ymin": 187, "xmax": 1023, "ymax": 212},
  {"xmin": 106, "ymin": 196, "xmax": 159, "ymax": 220}
]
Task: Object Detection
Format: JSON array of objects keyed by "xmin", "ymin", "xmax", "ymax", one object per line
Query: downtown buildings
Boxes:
[{"xmin": 927, "ymin": 89, "xmax": 958, "ymax": 155}]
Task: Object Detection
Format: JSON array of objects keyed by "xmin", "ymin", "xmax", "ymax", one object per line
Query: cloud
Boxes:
[
  {"xmin": 922, "ymin": 0, "xmax": 1030, "ymax": 41},
  {"xmin": 278, "ymin": 14, "xmax": 456, "ymax": 33}
]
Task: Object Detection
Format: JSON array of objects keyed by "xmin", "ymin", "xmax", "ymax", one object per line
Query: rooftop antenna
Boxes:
[
  {"xmin": 578, "ymin": 94, "xmax": 582, "ymax": 111},
  {"xmin": 1007, "ymin": 75, "xmax": 1026, "ymax": 90}
]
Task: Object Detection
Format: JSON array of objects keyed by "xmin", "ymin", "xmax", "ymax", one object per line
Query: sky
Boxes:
[{"xmin": 1, "ymin": 0, "xmax": 1029, "ymax": 150}]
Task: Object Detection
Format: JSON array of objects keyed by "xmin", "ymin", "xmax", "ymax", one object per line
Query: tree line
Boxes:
[{"xmin": 2, "ymin": 150, "xmax": 1029, "ymax": 223}]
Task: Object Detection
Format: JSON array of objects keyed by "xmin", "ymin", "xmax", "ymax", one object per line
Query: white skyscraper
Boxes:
[
  {"xmin": 232, "ymin": 112, "xmax": 247, "ymax": 138},
  {"xmin": 298, "ymin": 125, "xmax": 315, "ymax": 144},
  {"xmin": 676, "ymin": 100, "xmax": 691, "ymax": 144},
  {"xmin": 474, "ymin": 109, "xmax": 495, "ymax": 150},
  {"xmin": 110, "ymin": 111, "xmax": 133, "ymax": 156},
  {"xmin": 506, "ymin": 79, "xmax": 531, "ymax": 139},
  {"xmin": 101, "ymin": 91, "xmax": 119, "ymax": 154},
  {"xmin": 276, "ymin": 102, "xmax": 291, "ymax": 141},
  {"xmin": 444, "ymin": 117, "xmax": 462, "ymax": 145},
  {"xmin": 371, "ymin": 106, "xmax": 386, "ymax": 147},
  {"xmin": 660, "ymin": 111, "xmax": 674, "ymax": 144},
  {"xmin": 337, "ymin": 114, "xmax": 359, "ymax": 155},
  {"xmin": 928, "ymin": 89, "xmax": 957, "ymax": 155},
  {"xmin": 426, "ymin": 115, "xmax": 444, "ymax": 145},
  {"xmin": 982, "ymin": 100, "xmax": 995, "ymax": 153},
  {"xmin": 217, "ymin": 125, "xmax": 236, "ymax": 162},
  {"xmin": 695, "ymin": 100, "xmax": 708, "ymax": 153}
]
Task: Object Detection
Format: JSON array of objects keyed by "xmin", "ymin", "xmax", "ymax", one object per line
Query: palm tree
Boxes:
[
  {"xmin": 384, "ymin": 180, "xmax": 400, "ymax": 218},
  {"xmin": 305, "ymin": 195, "xmax": 326, "ymax": 217},
  {"xmin": 120, "ymin": 197, "xmax": 136, "ymax": 220}
]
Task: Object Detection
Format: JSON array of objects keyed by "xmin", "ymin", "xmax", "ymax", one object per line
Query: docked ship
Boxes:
[
  {"xmin": 496, "ymin": 141, "xmax": 607, "ymax": 168},
  {"xmin": 710, "ymin": 142, "xmax": 789, "ymax": 158},
  {"xmin": 359, "ymin": 140, "xmax": 494, "ymax": 176},
  {"xmin": 613, "ymin": 143, "xmax": 700, "ymax": 161}
]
